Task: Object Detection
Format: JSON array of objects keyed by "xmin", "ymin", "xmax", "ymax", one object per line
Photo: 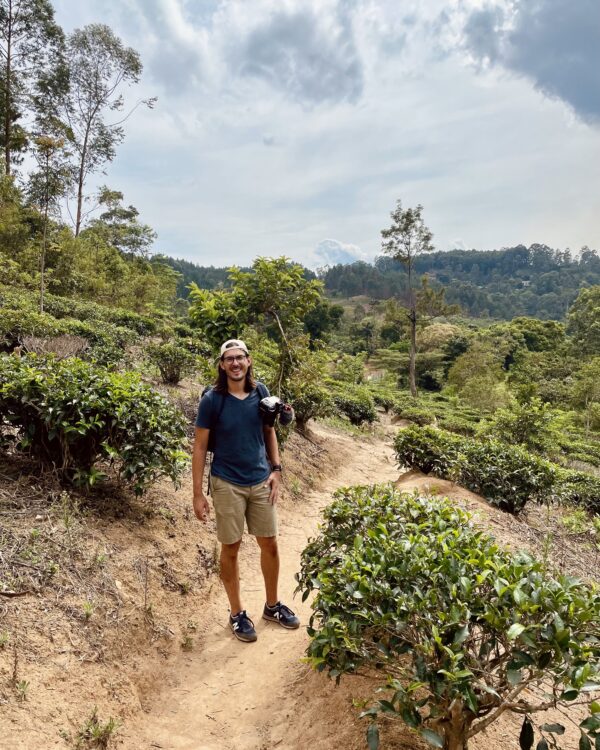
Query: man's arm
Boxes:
[
  {"xmin": 263, "ymin": 425, "xmax": 281, "ymax": 504},
  {"xmin": 192, "ymin": 427, "xmax": 211, "ymax": 521}
]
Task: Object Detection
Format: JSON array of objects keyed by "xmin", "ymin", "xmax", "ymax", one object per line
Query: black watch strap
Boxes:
[{"xmin": 271, "ymin": 464, "xmax": 282, "ymax": 472}]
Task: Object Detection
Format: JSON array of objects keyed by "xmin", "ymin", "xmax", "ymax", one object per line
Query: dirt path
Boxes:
[{"xmin": 128, "ymin": 424, "xmax": 399, "ymax": 750}]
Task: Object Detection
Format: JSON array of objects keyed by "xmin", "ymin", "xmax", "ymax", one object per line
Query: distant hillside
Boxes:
[
  {"xmin": 321, "ymin": 244, "xmax": 600, "ymax": 320},
  {"xmin": 160, "ymin": 244, "xmax": 600, "ymax": 321},
  {"xmin": 160, "ymin": 256, "xmax": 316, "ymax": 299},
  {"xmin": 155, "ymin": 256, "xmax": 238, "ymax": 298}
]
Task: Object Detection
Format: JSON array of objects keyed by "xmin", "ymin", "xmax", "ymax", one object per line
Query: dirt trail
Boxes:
[{"xmin": 128, "ymin": 425, "xmax": 399, "ymax": 750}]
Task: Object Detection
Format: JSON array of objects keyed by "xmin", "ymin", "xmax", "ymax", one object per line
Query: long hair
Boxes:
[{"xmin": 213, "ymin": 360, "xmax": 257, "ymax": 394}]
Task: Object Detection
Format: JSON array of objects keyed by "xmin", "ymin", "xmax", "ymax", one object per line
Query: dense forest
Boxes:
[
  {"xmin": 321, "ymin": 244, "xmax": 600, "ymax": 320},
  {"xmin": 162, "ymin": 243, "xmax": 600, "ymax": 321}
]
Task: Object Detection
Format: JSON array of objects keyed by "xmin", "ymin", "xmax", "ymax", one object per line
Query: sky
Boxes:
[{"xmin": 51, "ymin": 0, "xmax": 600, "ymax": 269}]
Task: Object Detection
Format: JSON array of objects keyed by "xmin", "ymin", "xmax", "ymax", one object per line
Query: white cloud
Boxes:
[{"xmin": 51, "ymin": 0, "xmax": 600, "ymax": 267}]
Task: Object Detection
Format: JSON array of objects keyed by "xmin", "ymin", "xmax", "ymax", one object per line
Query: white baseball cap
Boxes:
[{"xmin": 220, "ymin": 339, "xmax": 249, "ymax": 356}]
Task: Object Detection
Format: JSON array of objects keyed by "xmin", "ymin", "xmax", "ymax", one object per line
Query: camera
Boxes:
[{"xmin": 259, "ymin": 396, "xmax": 294, "ymax": 427}]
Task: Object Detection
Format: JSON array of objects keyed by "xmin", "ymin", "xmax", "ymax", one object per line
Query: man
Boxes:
[{"xmin": 192, "ymin": 338, "xmax": 300, "ymax": 642}]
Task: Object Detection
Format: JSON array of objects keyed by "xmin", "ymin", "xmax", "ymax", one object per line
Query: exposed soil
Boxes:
[{"xmin": 1, "ymin": 418, "xmax": 598, "ymax": 750}]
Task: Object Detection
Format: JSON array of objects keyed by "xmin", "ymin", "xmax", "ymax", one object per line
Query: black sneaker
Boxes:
[
  {"xmin": 262, "ymin": 601, "xmax": 300, "ymax": 629},
  {"xmin": 229, "ymin": 610, "xmax": 257, "ymax": 642}
]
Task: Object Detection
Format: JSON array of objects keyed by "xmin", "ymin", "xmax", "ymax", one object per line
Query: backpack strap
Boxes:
[
  {"xmin": 256, "ymin": 382, "xmax": 269, "ymax": 399},
  {"xmin": 203, "ymin": 388, "xmax": 227, "ymax": 497},
  {"xmin": 210, "ymin": 390, "xmax": 227, "ymax": 437}
]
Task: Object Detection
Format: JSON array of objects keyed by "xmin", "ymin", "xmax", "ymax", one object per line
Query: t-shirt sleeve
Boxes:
[
  {"xmin": 258, "ymin": 382, "xmax": 270, "ymax": 398},
  {"xmin": 195, "ymin": 392, "xmax": 214, "ymax": 429}
]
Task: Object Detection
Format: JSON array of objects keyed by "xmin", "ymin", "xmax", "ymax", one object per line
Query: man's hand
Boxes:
[
  {"xmin": 193, "ymin": 493, "xmax": 210, "ymax": 522},
  {"xmin": 267, "ymin": 471, "xmax": 281, "ymax": 505}
]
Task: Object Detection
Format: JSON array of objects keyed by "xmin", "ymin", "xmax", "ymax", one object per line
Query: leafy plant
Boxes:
[
  {"xmin": 333, "ymin": 352, "xmax": 367, "ymax": 384},
  {"xmin": 0, "ymin": 354, "xmax": 188, "ymax": 494},
  {"xmin": 298, "ymin": 486, "xmax": 600, "ymax": 750},
  {"xmin": 331, "ymin": 383, "xmax": 377, "ymax": 426},
  {"xmin": 15, "ymin": 679, "xmax": 29, "ymax": 702},
  {"xmin": 75, "ymin": 706, "xmax": 120, "ymax": 748},
  {"xmin": 146, "ymin": 341, "xmax": 197, "ymax": 384},
  {"xmin": 394, "ymin": 426, "xmax": 558, "ymax": 514},
  {"xmin": 561, "ymin": 509, "xmax": 590, "ymax": 534},
  {"xmin": 478, "ymin": 397, "xmax": 560, "ymax": 455}
]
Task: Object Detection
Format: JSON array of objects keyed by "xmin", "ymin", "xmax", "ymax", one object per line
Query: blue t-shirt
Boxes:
[{"xmin": 195, "ymin": 385, "xmax": 271, "ymax": 486}]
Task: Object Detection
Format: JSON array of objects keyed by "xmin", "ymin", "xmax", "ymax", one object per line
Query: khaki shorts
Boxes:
[{"xmin": 210, "ymin": 475, "xmax": 277, "ymax": 544}]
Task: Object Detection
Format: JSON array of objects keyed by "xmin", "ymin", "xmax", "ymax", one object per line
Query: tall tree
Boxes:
[
  {"xmin": 0, "ymin": 0, "xmax": 64, "ymax": 175},
  {"xmin": 27, "ymin": 133, "xmax": 70, "ymax": 311},
  {"xmin": 49, "ymin": 24, "xmax": 153, "ymax": 236},
  {"xmin": 86, "ymin": 186, "xmax": 156, "ymax": 256},
  {"xmin": 566, "ymin": 285, "xmax": 600, "ymax": 356},
  {"xmin": 381, "ymin": 201, "xmax": 434, "ymax": 396}
]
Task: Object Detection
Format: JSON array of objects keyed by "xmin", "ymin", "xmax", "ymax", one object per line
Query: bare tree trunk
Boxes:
[
  {"xmin": 408, "ymin": 308, "xmax": 417, "ymax": 397},
  {"xmin": 406, "ymin": 252, "xmax": 418, "ymax": 397},
  {"xmin": 74, "ymin": 126, "xmax": 90, "ymax": 236},
  {"xmin": 40, "ymin": 188, "xmax": 49, "ymax": 314},
  {"xmin": 75, "ymin": 159, "xmax": 84, "ymax": 236},
  {"xmin": 4, "ymin": 2, "xmax": 12, "ymax": 176}
]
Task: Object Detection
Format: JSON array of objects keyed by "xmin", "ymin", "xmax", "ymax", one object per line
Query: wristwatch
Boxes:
[{"xmin": 271, "ymin": 464, "xmax": 282, "ymax": 472}]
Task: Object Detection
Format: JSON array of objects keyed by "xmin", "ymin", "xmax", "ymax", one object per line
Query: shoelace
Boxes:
[
  {"xmin": 232, "ymin": 611, "xmax": 254, "ymax": 630},
  {"xmin": 269, "ymin": 603, "xmax": 295, "ymax": 618}
]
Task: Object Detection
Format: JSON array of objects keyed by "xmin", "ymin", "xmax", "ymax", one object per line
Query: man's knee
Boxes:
[
  {"xmin": 256, "ymin": 535, "xmax": 278, "ymax": 555},
  {"xmin": 221, "ymin": 540, "xmax": 242, "ymax": 560}
]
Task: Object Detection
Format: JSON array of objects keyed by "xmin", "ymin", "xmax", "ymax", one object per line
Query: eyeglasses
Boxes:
[{"xmin": 223, "ymin": 355, "xmax": 247, "ymax": 364}]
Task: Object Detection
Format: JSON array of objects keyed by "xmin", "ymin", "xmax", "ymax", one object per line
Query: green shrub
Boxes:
[
  {"xmin": 298, "ymin": 486, "xmax": 600, "ymax": 750},
  {"xmin": 368, "ymin": 387, "xmax": 397, "ymax": 413},
  {"xmin": 390, "ymin": 392, "xmax": 421, "ymax": 415},
  {"xmin": 0, "ymin": 301, "xmax": 135, "ymax": 367},
  {"xmin": 0, "ymin": 285, "xmax": 156, "ymax": 335},
  {"xmin": 63, "ymin": 320, "xmax": 133, "ymax": 368},
  {"xmin": 0, "ymin": 354, "xmax": 188, "ymax": 494},
  {"xmin": 437, "ymin": 415, "xmax": 477, "ymax": 435},
  {"xmin": 173, "ymin": 322, "xmax": 196, "ymax": 339},
  {"xmin": 477, "ymin": 397, "xmax": 560, "ymax": 455},
  {"xmin": 396, "ymin": 405, "xmax": 434, "ymax": 425},
  {"xmin": 556, "ymin": 470, "xmax": 600, "ymax": 514},
  {"xmin": 332, "ymin": 352, "xmax": 367, "ymax": 384},
  {"xmin": 279, "ymin": 346, "xmax": 334, "ymax": 432},
  {"xmin": 331, "ymin": 384, "xmax": 377, "ymax": 426},
  {"xmin": 146, "ymin": 342, "xmax": 197, "ymax": 385},
  {"xmin": 394, "ymin": 426, "xmax": 557, "ymax": 513},
  {"xmin": 0, "ymin": 308, "xmax": 61, "ymax": 349}
]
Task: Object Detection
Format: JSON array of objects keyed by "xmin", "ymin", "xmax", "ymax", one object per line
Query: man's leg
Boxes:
[
  {"xmin": 220, "ymin": 539, "xmax": 243, "ymax": 614},
  {"xmin": 256, "ymin": 535, "xmax": 279, "ymax": 606}
]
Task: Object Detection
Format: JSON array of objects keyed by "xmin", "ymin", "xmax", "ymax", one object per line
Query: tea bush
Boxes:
[
  {"xmin": 437, "ymin": 415, "xmax": 477, "ymax": 436},
  {"xmin": 298, "ymin": 486, "xmax": 600, "ymax": 750},
  {"xmin": 556, "ymin": 470, "xmax": 600, "ymax": 514},
  {"xmin": 396, "ymin": 405, "xmax": 435, "ymax": 425},
  {"xmin": 394, "ymin": 426, "xmax": 557, "ymax": 513},
  {"xmin": 146, "ymin": 342, "xmax": 198, "ymax": 385},
  {"xmin": 0, "ymin": 304, "xmax": 135, "ymax": 367},
  {"xmin": 331, "ymin": 383, "xmax": 377, "ymax": 426},
  {"xmin": 0, "ymin": 285, "xmax": 156, "ymax": 335},
  {"xmin": 477, "ymin": 397, "xmax": 560, "ymax": 455},
  {"xmin": 62, "ymin": 320, "xmax": 133, "ymax": 367},
  {"xmin": 0, "ymin": 354, "xmax": 188, "ymax": 494},
  {"xmin": 0, "ymin": 308, "xmax": 61, "ymax": 349},
  {"xmin": 368, "ymin": 387, "xmax": 397, "ymax": 413},
  {"xmin": 391, "ymin": 393, "xmax": 482, "ymax": 435}
]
